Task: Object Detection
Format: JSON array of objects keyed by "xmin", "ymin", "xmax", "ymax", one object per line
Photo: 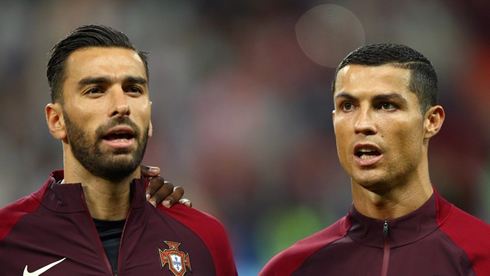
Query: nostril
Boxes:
[{"xmin": 113, "ymin": 104, "xmax": 130, "ymax": 117}]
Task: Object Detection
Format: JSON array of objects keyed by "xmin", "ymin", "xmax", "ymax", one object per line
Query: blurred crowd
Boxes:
[{"xmin": 0, "ymin": 1, "xmax": 489, "ymax": 274}]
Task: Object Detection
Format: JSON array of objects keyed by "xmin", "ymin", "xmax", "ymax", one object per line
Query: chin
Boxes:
[{"xmin": 353, "ymin": 174, "xmax": 390, "ymax": 191}]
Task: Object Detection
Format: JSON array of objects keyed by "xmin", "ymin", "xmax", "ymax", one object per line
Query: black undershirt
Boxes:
[{"xmin": 93, "ymin": 218, "xmax": 125, "ymax": 275}]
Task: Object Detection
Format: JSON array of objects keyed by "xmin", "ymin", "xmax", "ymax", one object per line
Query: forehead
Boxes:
[
  {"xmin": 64, "ymin": 47, "xmax": 146, "ymax": 80},
  {"xmin": 334, "ymin": 64, "xmax": 412, "ymax": 98}
]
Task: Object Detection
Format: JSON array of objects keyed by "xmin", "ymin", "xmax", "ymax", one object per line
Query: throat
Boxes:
[
  {"xmin": 81, "ymin": 180, "xmax": 133, "ymax": 220},
  {"xmin": 351, "ymin": 181, "xmax": 434, "ymax": 220}
]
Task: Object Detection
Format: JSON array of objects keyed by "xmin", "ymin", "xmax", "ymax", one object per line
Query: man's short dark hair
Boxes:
[
  {"xmin": 331, "ymin": 43, "xmax": 438, "ymax": 113},
  {"xmin": 47, "ymin": 24, "xmax": 149, "ymax": 104}
]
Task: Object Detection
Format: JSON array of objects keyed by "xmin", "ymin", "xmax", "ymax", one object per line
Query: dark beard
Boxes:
[{"xmin": 63, "ymin": 110, "xmax": 149, "ymax": 183}]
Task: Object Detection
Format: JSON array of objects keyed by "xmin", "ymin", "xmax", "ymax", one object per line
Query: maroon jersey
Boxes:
[
  {"xmin": 0, "ymin": 171, "xmax": 237, "ymax": 276},
  {"xmin": 260, "ymin": 189, "xmax": 490, "ymax": 276}
]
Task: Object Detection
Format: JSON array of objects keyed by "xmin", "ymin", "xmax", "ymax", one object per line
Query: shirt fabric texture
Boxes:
[
  {"xmin": 260, "ymin": 189, "xmax": 490, "ymax": 276},
  {"xmin": 93, "ymin": 218, "xmax": 125, "ymax": 274},
  {"xmin": 0, "ymin": 170, "xmax": 237, "ymax": 276}
]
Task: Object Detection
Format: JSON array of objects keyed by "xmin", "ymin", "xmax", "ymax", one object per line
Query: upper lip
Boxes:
[
  {"xmin": 103, "ymin": 125, "xmax": 135, "ymax": 138},
  {"xmin": 353, "ymin": 143, "xmax": 382, "ymax": 157}
]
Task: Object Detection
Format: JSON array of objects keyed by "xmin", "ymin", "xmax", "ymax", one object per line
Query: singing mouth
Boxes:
[
  {"xmin": 354, "ymin": 145, "xmax": 381, "ymax": 160},
  {"xmin": 104, "ymin": 132, "xmax": 134, "ymax": 141},
  {"xmin": 103, "ymin": 126, "xmax": 135, "ymax": 142}
]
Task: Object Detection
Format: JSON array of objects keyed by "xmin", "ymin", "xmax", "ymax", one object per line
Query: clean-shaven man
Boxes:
[{"xmin": 260, "ymin": 43, "xmax": 490, "ymax": 275}]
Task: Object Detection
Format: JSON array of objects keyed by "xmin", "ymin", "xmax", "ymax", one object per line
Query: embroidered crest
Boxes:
[{"xmin": 158, "ymin": 241, "xmax": 192, "ymax": 276}]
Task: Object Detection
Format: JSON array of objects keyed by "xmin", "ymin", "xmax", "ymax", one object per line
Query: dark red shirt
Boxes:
[
  {"xmin": 260, "ymin": 189, "xmax": 490, "ymax": 275},
  {"xmin": 0, "ymin": 171, "xmax": 237, "ymax": 276}
]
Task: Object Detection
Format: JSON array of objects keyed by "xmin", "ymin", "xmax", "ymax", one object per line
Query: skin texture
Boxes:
[
  {"xmin": 332, "ymin": 65, "xmax": 445, "ymax": 220},
  {"xmin": 141, "ymin": 165, "xmax": 188, "ymax": 208},
  {"xmin": 46, "ymin": 47, "xmax": 152, "ymax": 220}
]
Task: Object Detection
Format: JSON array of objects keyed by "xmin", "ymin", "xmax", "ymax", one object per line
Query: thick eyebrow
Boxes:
[
  {"xmin": 77, "ymin": 76, "xmax": 148, "ymax": 88},
  {"xmin": 334, "ymin": 92, "xmax": 357, "ymax": 102},
  {"xmin": 124, "ymin": 76, "xmax": 148, "ymax": 86},
  {"xmin": 373, "ymin": 93, "xmax": 407, "ymax": 104},
  {"xmin": 334, "ymin": 92, "xmax": 407, "ymax": 104},
  {"xmin": 78, "ymin": 77, "xmax": 110, "ymax": 87}
]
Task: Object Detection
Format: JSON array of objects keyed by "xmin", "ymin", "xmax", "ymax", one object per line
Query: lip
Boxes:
[
  {"xmin": 353, "ymin": 143, "xmax": 383, "ymax": 167},
  {"xmin": 102, "ymin": 125, "xmax": 136, "ymax": 149},
  {"xmin": 104, "ymin": 125, "xmax": 135, "ymax": 136}
]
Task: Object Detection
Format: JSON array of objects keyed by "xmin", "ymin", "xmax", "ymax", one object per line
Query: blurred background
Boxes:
[{"xmin": 0, "ymin": 0, "xmax": 489, "ymax": 274}]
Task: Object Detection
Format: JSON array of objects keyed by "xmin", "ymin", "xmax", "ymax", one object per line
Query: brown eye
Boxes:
[
  {"xmin": 86, "ymin": 87, "xmax": 103, "ymax": 94},
  {"xmin": 380, "ymin": 102, "xmax": 396, "ymax": 110},
  {"xmin": 342, "ymin": 102, "xmax": 355, "ymax": 111},
  {"xmin": 127, "ymin": 86, "xmax": 143, "ymax": 94}
]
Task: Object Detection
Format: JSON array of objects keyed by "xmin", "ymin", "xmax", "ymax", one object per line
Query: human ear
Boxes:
[
  {"xmin": 423, "ymin": 105, "xmax": 445, "ymax": 139},
  {"xmin": 148, "ymin": 101, "xmax": 153, "ymax": 138},
  {"xmin": 46, "ymin": 103, "xmax": 67, "ymax": 141},
  {"xmin": 148, "ymin": 121, "xmax": 153, "ymax": 138}
]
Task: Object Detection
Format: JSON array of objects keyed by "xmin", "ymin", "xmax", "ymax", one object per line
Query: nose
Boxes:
[
  {"xmin": 354, "ymin": 107, "xmax": 376, "ymax": 135},
  {"xmin": 110, "ymin": 89, "xmax": 130, "ymax": 117}
]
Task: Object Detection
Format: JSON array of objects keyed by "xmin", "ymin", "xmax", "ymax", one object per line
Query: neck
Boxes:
[
  {"xmin": 352, "ymin": 183, "xmax": 433, "ymax": 220},
  {"xmin": 63, "ymin": 163, "xmax": 139, "ymax": 221},
  {"xmin": 351, "ymin": 172, "xmax": 433, "ymax": 220}
]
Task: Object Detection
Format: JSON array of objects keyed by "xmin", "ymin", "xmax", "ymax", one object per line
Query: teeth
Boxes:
[
  {"xmin": 356, "ymin": 147, "xmax": 379, "ymax": 159},
  {"xmin": 360, "ymin": 154, "xmax": 376, "ymax": 159},
  {"xmin": 113, "ymin": 138, "xmax": 128, "ymax": 142}
]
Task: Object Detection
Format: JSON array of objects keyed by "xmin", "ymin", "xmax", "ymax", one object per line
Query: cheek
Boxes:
[
  {"xmin": 391, "ymin": 122, "xmax": 423, "ymax": 156},
  {"xmin": 134, "ymin": 99, "xmax": 151, "ymax": 116},
  {"xmin": 333, "ymin": 123, "xmax": 351, "ymax": 162},
  {"xmin": 333, "ymin": 119, "xmax": 350, "ymax": 143}
]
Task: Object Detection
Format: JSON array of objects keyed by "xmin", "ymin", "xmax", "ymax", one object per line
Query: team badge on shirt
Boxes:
[{"xmin": 158, "ymin": 241, "xmax": 192, "ymax": 276}]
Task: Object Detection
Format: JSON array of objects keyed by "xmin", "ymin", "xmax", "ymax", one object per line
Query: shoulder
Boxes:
[
  {"xmin": 259, "ymin": 215, "xmax": 351, "ymax": 276},
  {"xmin": 0, "ymin": 172, "xmax": 57, "ymax": 239},
  {"xmin": 158, "ymin": 204, "xmax": 230, "ymax": 240},
  {"xmin": 0, "ymin": 193, "xmax": 41, "ymax": 243},
  {"xmin": 157, "ymin": 204, "xmax": 238, "ymax": 276},
  {"xmin": 436, "ymin": 194, "xmax": 490, "ymax": 274},
  {"xmin": 436, "ymin": 192, "xmax": 490, "ymax": 240},
  {"xmin": 0, "ymin": 174, "xmax": 55, "ymax": 242}
]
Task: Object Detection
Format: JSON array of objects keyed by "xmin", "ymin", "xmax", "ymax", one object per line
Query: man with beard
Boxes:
[
  {"xmin": 260, "ymin": 43, "xmax": 490, "ymax": 275},
  {"xmin": 0, "ymin": 25, "xmax": 237, "ymax": 276}
]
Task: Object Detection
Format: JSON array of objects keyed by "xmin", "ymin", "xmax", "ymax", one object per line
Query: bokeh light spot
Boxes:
[{"xmin": 296, "ymin": 4, "xmax": 365, "ymax": 68}]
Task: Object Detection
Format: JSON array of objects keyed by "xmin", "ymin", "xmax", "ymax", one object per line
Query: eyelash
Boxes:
[
  {"xmin": 377, "ymin": 102, "xmax": 398, "ymax": 110},
  {"xmin": 126, "ymin": 86, "xmax": 144, "ymax": 94},
  {"xmin": 339, "ymin": 101, "xmax": 356, "ymax": 111},
  {"xmin": 83, "ymin": 86, "xmax": 144, "ymax": 95},
  {"xmin": 85, "ymin": 87, "xmax": 103, "ymax": 94},
  {"xmin": 338, "ymin": 101, "xmax": 399, "ymax": 111}
]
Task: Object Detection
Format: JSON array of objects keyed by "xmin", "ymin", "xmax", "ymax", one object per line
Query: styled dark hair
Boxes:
[
  {"xmin": 331, "ymin": 43, "xmax": 438, "ymax": 113},
  {"xmin": 47, "ymin": 24, "xmax": 149, "ymax": 103}
]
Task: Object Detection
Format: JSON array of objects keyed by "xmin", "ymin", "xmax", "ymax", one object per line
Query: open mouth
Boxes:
[
  {"xmin": 103, "ymin": 132, "xmax": 134, "ymax": 142},
  {"xmin": 101, "ymin": 125, "xmax": 136, "ymax": 146},
  {"xmin": 355, "ymin": 147, "xmax": 381, "ymax": 160}
]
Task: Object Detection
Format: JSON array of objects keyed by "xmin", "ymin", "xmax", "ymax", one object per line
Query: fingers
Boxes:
[
  {"xmin": 143, "ymin": 169, "xmax": 192, "ymax": 209},
  {"xmin": 145, "ymin": 175, "xmax": 171, "ymax": 207},
  {"xmin": 165, "ymin": 187, "xmax": 192, "ymax": 208},
  {"xmin": 179, "ymin": 198, "xmax": 192, "ymax": 208},
  {"xmin": 140, "ymin": 164, "xmax": 161, "ymax": 177},
  {"xmin": 167, "ymin": 186, "xmax": 184, "ymax": 208}
]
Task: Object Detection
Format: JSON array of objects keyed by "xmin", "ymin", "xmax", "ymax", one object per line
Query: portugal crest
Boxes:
[{"xmin": 158, "ymin": 241, "xmax": 192, "ymax": 276}]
